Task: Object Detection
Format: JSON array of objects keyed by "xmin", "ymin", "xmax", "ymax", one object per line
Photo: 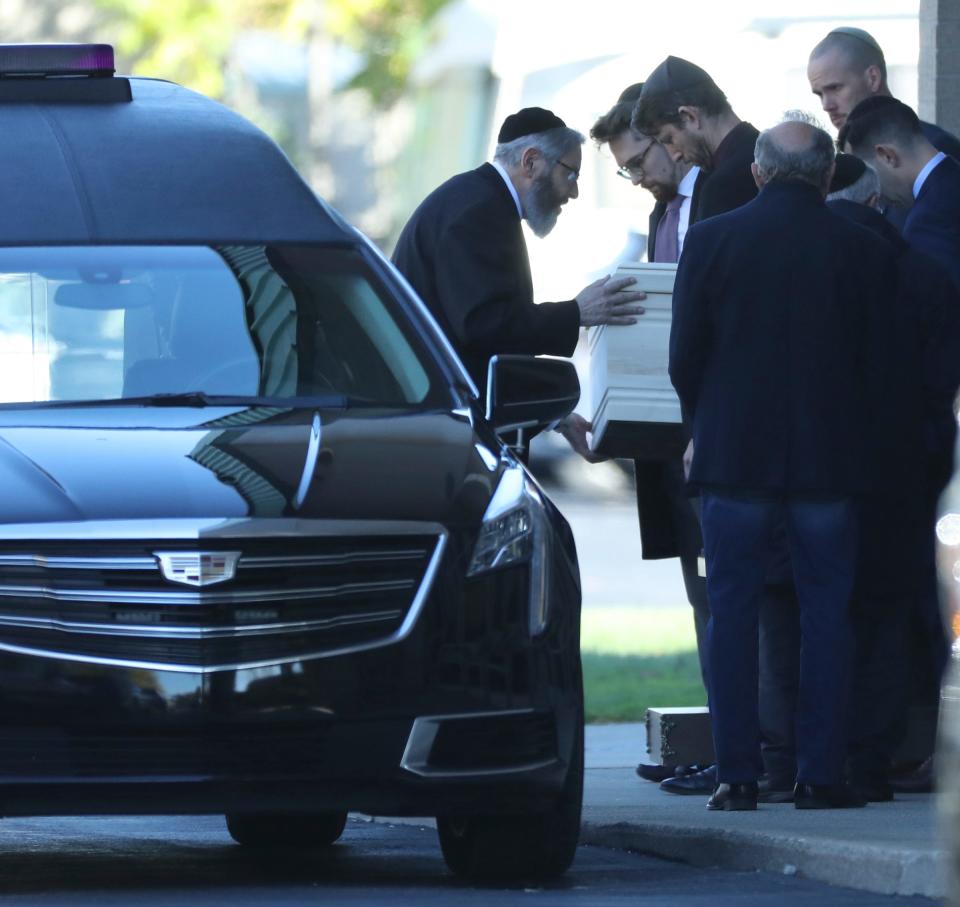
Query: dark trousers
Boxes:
[
  {"xmin": 701, "ymin": 492, "xmax": 857, "ymax": 785},
  {"xmin": 759, "ymin": 582, "xmax": 800, "ymax": 784},
  {"xmin": 848, "ymin": 492, "xmax": 946, "ymax": 778},
  {"xmin": 665, "ymin": 461, "xmax": 710, "ymax": 689}
]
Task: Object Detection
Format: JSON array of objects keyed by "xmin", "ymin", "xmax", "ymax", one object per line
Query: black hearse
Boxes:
[{"xmin": 0, "ymin": 44, "xmax": 584, "ymax": 880}]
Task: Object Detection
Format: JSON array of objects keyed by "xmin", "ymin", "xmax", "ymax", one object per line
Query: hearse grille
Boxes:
[
  {"xmin": 0, "ymin": 535, "xmax": 444, "ymax": 671},
  {"xmin": 0, "ymin": 724, "xmax": 332, "ymax": 778}
]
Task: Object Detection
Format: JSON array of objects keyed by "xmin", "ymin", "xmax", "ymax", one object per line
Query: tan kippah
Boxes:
[{"xmin": 827, "ymin": 26, "xmax": 883, "ymax": 56}]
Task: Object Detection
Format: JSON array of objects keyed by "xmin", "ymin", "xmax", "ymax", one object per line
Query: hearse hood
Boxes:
[{"xmin": 0, "ymin": 407, "xmax": 503, "ymax": 529}]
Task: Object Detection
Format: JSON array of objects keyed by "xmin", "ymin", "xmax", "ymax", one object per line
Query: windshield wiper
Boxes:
[{"xmin": 0, "ymin": 392, "xmax": 352, "ymax": 410}]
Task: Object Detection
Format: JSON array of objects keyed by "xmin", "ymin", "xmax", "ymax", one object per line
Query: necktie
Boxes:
[{"xmin": 653, "ymin": 194, "xmax": 685, "ymax": 263}]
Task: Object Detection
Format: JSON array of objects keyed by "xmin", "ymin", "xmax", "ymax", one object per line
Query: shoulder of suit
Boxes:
[
  {"xmin": 914, "ymin": 155, "xmax": 960, "ymax": 211},
  {"xmin": 408, "ymin": 164, "xmax": 516, "ymax": 228},
  {"xmin": 921, "ymin": 120, "xmax": 960, "ymax": 160}
]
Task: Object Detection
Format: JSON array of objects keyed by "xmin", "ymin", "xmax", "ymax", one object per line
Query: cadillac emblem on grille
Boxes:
[{"xmin": 155, "ymin": 551, "xmax": 241, "ymax": 587}]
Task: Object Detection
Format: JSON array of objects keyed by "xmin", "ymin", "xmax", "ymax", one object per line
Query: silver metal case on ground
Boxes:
[{"xmin": 644, "ymin": 705, "xmax": 714, "ymax": 766}]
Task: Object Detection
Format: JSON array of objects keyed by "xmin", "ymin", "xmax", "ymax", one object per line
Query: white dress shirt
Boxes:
[
  {"xmin": 913, "ymin": 151, "xmax": 946, "ymax": 199},
  {"xmin": 677, "ymin": 165, "xmax": 700, "ymax": 255},
  {"xmin": 491, "ymin": 160, "xmax": 523, "ymax": 218}
]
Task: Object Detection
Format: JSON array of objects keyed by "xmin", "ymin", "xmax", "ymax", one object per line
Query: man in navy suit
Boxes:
[
  {"xmin": 827, "ymin": 156, "xmax": 960, "ymax": 799},
  {"xmin": 808, "ymin": 26, "xmax": 960, "ymax": 229},
  {"xmin": 669, "ymin": 119, "xmax": 896, "ymax": 810},
  {"xmin": 840, "ymin": 96, "xmax": 960, "ymax": 289},
  {"xmin": 392, "ymin": 107, "xmax": 645, "ymax": 398}
]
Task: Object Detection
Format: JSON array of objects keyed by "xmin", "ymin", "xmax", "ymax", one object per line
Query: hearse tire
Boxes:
[{"xmin": 436, "ymin": 717, "xmax": 583, "ymax": 881}]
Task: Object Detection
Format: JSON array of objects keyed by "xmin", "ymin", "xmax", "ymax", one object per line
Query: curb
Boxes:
[{"xmin": 580, "ymin": 819, "xmax": 948, "ymax": 899}]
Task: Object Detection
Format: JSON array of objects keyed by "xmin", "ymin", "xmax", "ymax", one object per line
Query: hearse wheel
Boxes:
[
  {"xmin": 225, "ymin": 811, "xmax": 348, "ymax": 848},
  {"xmin": 436, "ymin": 716, "xmax": 584, "ymax": 881}
]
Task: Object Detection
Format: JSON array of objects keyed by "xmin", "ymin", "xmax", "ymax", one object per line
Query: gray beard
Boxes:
[{"xmin": 524, "ymin": 174, "xmax": 561, "ymax": 237}]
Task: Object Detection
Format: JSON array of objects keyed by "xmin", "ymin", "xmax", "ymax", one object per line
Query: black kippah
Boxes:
[
  {"xmin": 829, "ymin": 153, "xmax": 867, "ymax": 193},
  {"xmin": 642, "ymin": 56, "xmax": 716, "ymax": 96},
  {"xmin": 497, "ymin": 107, "xmax": 567, "ymax": 143}
]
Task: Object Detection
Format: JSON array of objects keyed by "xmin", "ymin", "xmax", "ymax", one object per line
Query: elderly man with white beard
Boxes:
[{"xmin": 392, "ymin": 107, "xmax": 646, "ymax": 407}]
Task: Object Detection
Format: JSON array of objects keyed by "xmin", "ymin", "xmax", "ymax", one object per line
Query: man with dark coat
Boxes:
[
  {"xmin": 808, "ymin": 26, "xmax": 960, "ymax": 231},
  {"xmin": 631, "ymin": 56, "xmax": 759, "ymax": 222},
  {"xmin": 829, "ymin": 151, "xmax": 960, "ymax": 796},
  {"xmin": 630, "ymin": 59, "xmax": 799, "ymax": 800},
  {"xmin": 392, "ymin": 107, "xmax": 645, "ymax": 400},
  {"xmin": 827, "ymin": 165, "xmax": 960, "ymax": 800},
  {"xmin": 669, "ymin": 119, "xmax": 896, "ymax": 810},
  {"xmin": 590, "ymin": 87, "xmax": 710, "ymax": 743},
  {"xmin": 840, "ymin": 96, "xmax": 960, "ymax": 290}
]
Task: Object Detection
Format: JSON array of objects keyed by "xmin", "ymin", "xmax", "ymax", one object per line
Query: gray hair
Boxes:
[
  {"xmin": 754, "ymin": 121, "xmax": 836, "ymax": 188},
  {"xmin": 493, "ymin": 126, "xmax": 585, "ymax": 168},
  {"xmin": 827, "ymin": 164, "xmax": 881, "ymax": 204},
  {"xmin": 781, "ymin": 108, "xmax": 828, "ymax": 130}
]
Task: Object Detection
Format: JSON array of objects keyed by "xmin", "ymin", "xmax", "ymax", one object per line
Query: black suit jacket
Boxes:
[
  {"xmin": 636, "ymin": 170, "xmax": 706, "ymax": 559},
  {"xmin": 634, "ymin": 142, "xmax": 753, "ymax": 560},
  {"xmin": 391, "ymin": 163, "xmax": 580, "ymax": 390},
  {"xmin": 829, "ymin": 198, "xmax": 960, "ymax": 595},
  {"xmin": 693, "ymin": 122, "xmax": 760, "ymax": 223},
  {"xmin": 646, "ymin": 169, "xmax": 706, "ymax": 262},
  {"xmin": 903, "ymin": 154, "xmax": 960, "ymax": 290},
  {"xmin": 634, "ymin": 139, "xmax": 753, "ymax": 560},
  {"xmin": 670, "ymin": 181, "xmax": 896, "ymax": 495}
]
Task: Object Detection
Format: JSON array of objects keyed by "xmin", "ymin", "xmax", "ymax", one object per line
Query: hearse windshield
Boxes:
[{"xmin": 0, "ymin": 245, "xmax": 448, "ymax": 408}]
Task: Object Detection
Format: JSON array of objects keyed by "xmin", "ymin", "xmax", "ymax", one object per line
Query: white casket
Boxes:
[{"xmin": 588, "ymin": 262, "xmax": 684, "ymax": 459}]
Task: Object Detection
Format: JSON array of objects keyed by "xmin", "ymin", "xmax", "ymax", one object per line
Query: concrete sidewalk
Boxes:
[{"xmin": 584, "ymin": 722, "xmax": 947, "ymax": 900}]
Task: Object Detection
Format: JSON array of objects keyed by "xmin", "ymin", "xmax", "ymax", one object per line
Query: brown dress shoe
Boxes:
[{"xmin": 707, "ymin": 782, "xmax": 758, "ymax": 811}]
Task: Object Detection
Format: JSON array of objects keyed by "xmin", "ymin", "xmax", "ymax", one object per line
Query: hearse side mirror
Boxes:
[{"xmin": 485, "ymin": 355, "xmax": 580, "ymax": 447}]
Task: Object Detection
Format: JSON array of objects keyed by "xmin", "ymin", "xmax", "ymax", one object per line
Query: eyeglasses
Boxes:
[
  {"xmin": 554, "ymin": 158, "xmax": 580, "ymax": 183},
  {"xmin": 616, "ymin": 141, "xmax": 656, "ymax": 180}
]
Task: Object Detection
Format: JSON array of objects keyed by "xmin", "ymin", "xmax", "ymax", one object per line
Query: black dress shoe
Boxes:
[
  {"xmin": 757, "ymin": 776, "xmax": 794, "ymax": 803},
  {"xmin": 889, "ymin": 756, "xmax": 933, "ymax": 794},
  {"xmin": 636, "ymin": 763, "xmax": 677, "ymax": 783},
  {"xmin": 847, "ymin": 775, "xmax": 894, "ymax": 802},
  {"xmin": 707, "ymin": 782, "xmax": 758, "ymax": 811},
  {"xmin": 660, "ymin": 764, "xmax": 717, "ymax": 794},
  {"xmin": 794, "ymin": 782, "xmax": 867, "ymax": 809}
]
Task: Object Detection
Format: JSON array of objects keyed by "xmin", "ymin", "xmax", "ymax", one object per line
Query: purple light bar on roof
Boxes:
[{"xmin": 0, "ymin": 44, "xmax": 115, "ymax": 77}]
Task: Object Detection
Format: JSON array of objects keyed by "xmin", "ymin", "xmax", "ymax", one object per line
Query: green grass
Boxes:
[{"xmin": 581, "ymin": 606, "xmax": 706, "ymax": 724}]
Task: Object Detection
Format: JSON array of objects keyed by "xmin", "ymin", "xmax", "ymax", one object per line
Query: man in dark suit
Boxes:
[
  {"xmin": 392, "ymin": 107, "xmax": 645, "ymax": 399},
  {"xmin": 631, "ymin": 60, "xmax": 802, "ymax": 801},
  {"xmin": 590, "ymin": 85, "xmax": 710, "ymax": 784},
  {"xmin": 809, "ymin": 27, "xmax": 960, "ymax": 230},
  {"xmin": 590, "ymin": 82, "xmax": 704, "ymax": 264},
  {"xmin": 631, "ymin": 56, "xmax": 759, "ymax": 222},
  {"xmin": 839, "ymin": 96, "xmax": 960, "ymax": 289},
  {"xmin": 826, "ymin": 156, "xmax": 960, "ymax": 799},
  {"xmin": 670, "ymin": 119, "xmax": 896, "ymax": 810}
]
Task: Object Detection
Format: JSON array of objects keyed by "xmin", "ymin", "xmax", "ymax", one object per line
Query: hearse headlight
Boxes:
[{"xmin": 467, "ymin": 466, "xmax": 552, "ymax": 636}]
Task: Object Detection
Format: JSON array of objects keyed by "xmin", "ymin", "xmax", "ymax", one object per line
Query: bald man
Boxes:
[
  {"xmin": 808, "ymin": 26, "xmax": 960, "ymax": 152},
  {"xmin": 669, "ymin": 119, "xmax": 897, "ymax": 810},
  {"xmin": 808, "ymin": 26, "xmax": 960, "ymax": 227}
]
